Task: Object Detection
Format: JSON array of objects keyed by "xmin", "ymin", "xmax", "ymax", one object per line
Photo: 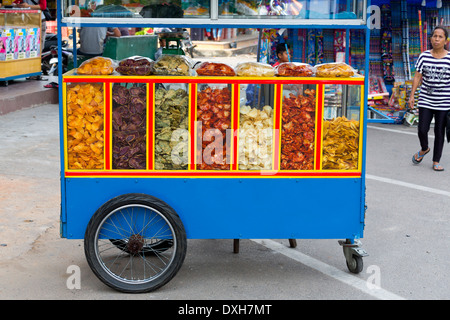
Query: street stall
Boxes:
[
  {"xmin": 58, "ymin": 0, "xmax": 370, "ymax": 293},
  {"xmin": 0, "ymin": 8, "xmax": 42, "ymax": 84}
]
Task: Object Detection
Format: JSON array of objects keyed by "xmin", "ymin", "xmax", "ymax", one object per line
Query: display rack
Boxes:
[
  {"xmin": 0, "ymin": 9, "xmax": 42, "ymax": 84},
  {"xmin": 57, "ymin": 0, "xmax": 371, "ymax": 293}
]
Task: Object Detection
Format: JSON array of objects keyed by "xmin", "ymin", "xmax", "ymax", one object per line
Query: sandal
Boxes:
[
  {"xmin": 433, "ymin": 164, "xmax": 444, "ymax": 171},
  {"xmin": 26, "ymin": 75, "xmax": 47, "ymax": 81},
  {"xmin": 44, "ymin": 82, "xmax": 58, "ymax": 88},
  {"xmin": 412, "ymin": 148, "xmax": 430, "ymax": 164}
]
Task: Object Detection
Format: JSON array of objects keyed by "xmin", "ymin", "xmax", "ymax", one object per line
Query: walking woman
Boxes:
[{"xmin": 409, "ymin": 26, "xmax": 450, "ymax": 171}]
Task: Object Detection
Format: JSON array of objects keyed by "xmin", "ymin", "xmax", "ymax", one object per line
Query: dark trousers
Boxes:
[{"xmin": 418, "ymin": 107, "xmax": 448, "ymax": 162}]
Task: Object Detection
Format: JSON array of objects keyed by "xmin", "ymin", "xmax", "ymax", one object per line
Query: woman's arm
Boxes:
[
  {"xmin": 408, "ymin": 71, "xmax": 422, "ymax": 109},
  {"xmin": 16, "ymin": 0, "xmax": 46, "ymax": 10}
]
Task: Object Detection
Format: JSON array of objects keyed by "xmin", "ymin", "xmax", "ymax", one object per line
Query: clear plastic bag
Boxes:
[
  {"xmin": 314, "ymin": 62, "xmax": 357, "ymax": 78},
  {"xmin": 76, "ymin": 57, "xmax": 117, "ymax": 75},
  {"xmin": 152, "ymin": 54, "xmax": 194, "ymax": 76},
  {"xmin": 275, "ymin": 62, "xmax": 314, "ymax": 77},
  {"xmin": 116, "ymin": 56, "xmax": 154, "ymax": 76},
  {"xmin": 194, "ymin": 62, "xmax": 236, "ymax": 76},
  {"xmin": 235, "ymin": 62, "xmax": 275, "ymax": 77}
]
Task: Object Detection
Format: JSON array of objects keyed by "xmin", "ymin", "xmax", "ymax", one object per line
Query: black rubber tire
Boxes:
[
  {"xmin": 84, "ymin": 193, "xmax": 187, "ymax": 293},
  {"xmin": 346, "ymin": 254, "xmax": 363, "ymax": 274}
]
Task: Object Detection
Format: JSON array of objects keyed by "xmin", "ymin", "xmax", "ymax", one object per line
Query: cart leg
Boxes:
[
  {"xmin": 233, "ymin": 239, "xmax": 239, "ymax": 253},
  {"xmin": 288, "ymin": 239, "xmax": 297, "ymax": 248}
]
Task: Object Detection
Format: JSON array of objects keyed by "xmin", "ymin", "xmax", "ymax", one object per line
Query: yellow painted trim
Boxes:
[
  {"xmin": 315, "ymin": 84, "xmax": 322, "ymax": 170},
  {"xmin": 358, "ymin": 84, "xmax": 365, "ymax": 171},
  {"xmin": 235, "ymin": 84, "xmax": 240, "ymax": 171},
  {"xmin": 191, "ymin": 83, "xmax": 198, "ymax": 171},
  {"xmin": 62, "ymin": 73, "xmax": 365, "ymax": 83},
  {"xmin": 278, "ymin": 84, "xmax": 283, "ymax": 170},
  {"xmin": 106, "ymin": 82, "xmax": 111, "ymax": 171},
  {"xmin": 62, "ymin": 83, "xmax": 68, "ymax": 172},
  {"xmin": 64, "ymin": 172, "xmax": 362, "ymax": 179}
]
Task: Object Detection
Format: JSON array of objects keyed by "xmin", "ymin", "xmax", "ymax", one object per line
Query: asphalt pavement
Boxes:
[{"xmin": 0, "ymin": 100, "xmax": 449, "ymax": 300}]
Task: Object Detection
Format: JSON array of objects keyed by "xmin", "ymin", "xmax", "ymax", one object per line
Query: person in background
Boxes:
[
  {"xmin": 409, "ymin": 26, "xmax": 450, "ymax": 171},
  {"xmin": 212, "ymin": 28, "xmax": 222, "ymax": 42},
  {"xmin": 155, "ymin": 38, "xmax": 165, "ymax": 60},
  {"xmin": 118, "ymin": 28, "xmax": 129, "ymax": 36},
  {"xmin": 205, "ymin": 28, "xmax": 222, "ymax": 41},
  {"xmin": 272, "ymin": 42, "xmax": 291, "ymax": 67},
  {"xmin": 78, "ymin": 27, "xmax": 120, "ymax": 57}
]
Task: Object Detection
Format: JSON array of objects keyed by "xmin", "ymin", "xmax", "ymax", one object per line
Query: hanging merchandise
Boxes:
[
  {"xmin": 334, "ymin": 30, "xmax": 345, "ymax": 62},
  {"xmin": 323, "ymin": 29, "xmax": 335, "ymax": 63},
  {"xmin": 290, "ymin": 29, "xmax": 304, "ymax": 62},
  {"xmin": 380, "ymin": 4, "xmax": 395, "ymax": 83},
  {"xmin": 259, "ymin": 38, "xmax": 269, "ymax": 64},
  {"xmin": 401, "ymin": 0, "xmax": 411, "ymax": 81},
  {"xmin": 307, "ymin": 29, "xmax": 316, "ymax": 65},
  {"xmin": 419, "ymin": 10, "xmax": 423, "ymax": 53},
  {"xmin": 315, "ymin": 29, "xmax": 324, "ymax": 65},
  {"xmin": 351, "ymin": 30, "xmax": 366, "ymax": 73},
  {"xmin": 407, "ymin": 3, "xmax": 421, "ymax": 76}
]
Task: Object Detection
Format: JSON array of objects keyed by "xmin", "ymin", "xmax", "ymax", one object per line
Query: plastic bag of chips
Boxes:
[
  {"xmin": 314, "ymin": 62, "xmax": 356, "ymax": 78},
  {"xmin": 235, "ymin": 62, "xmax": 275, "ymax": 77},
  {"xmin": 77, "ymin": 57, "xmax": 116, "ymax": 75}
]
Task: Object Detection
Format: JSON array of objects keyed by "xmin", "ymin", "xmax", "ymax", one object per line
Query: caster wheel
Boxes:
[
  {"xmin": 346, "ymin": 254, "xmax": 363, "ymax": 274},
  {"xmin": 84, "ymin": 193, "xmax": 187, "ymax": 293}
]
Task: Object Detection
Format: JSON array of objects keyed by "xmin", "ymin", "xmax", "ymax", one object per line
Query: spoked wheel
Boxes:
[{"xmin": 84, "ymin": 193, "xmax": 187, "ymax": 293}]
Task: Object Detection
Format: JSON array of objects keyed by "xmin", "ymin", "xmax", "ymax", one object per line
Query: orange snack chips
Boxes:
[
  {"xmin": 77, "ymin": 57, "xmax": 115, "ymax": 75},
  {"xmin": 66, "ymin": 83, "xmax": 105, "ymax": 169}
]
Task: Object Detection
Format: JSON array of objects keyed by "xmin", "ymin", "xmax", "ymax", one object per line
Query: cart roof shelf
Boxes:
[{"xmin": 60, "ymin": 0, "xmax": 368, "ymax": 28}]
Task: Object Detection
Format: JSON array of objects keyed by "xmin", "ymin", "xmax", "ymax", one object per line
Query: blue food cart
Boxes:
[{"xmin": 58, "ymin": 0, "xmax": 371, "ymax": 293}]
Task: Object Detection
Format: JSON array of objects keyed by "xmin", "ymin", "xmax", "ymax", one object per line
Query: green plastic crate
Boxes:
[{"xmin": 102, "ymin": 35, "xmax": 158, "ymax": 61}]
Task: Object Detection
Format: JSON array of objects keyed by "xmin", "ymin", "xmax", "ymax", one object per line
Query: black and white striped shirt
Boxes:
[{"xmin": 415, "ymin": 50, "xmax": 450, "ymax": 111}]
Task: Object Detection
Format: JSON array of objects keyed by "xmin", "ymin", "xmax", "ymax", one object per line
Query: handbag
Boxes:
[{"xmin": 30, "ymin": 0, "xmax": 52, "ymax": 21}]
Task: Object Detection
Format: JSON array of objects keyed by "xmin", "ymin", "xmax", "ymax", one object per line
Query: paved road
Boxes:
[{"xmin": 0, "ymin": 103, "xmax": 449, "ymax": 300}]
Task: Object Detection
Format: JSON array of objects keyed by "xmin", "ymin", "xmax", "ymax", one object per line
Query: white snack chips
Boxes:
[{"xmin": 239, "ymin": 105, "xmax": 273, "ymax": 170}]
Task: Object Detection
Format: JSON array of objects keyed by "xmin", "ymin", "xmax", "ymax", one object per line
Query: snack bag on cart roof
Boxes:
[
  {"xmin": 194, "ymin": 61, "xmax": 236, "ymax": 76},
  {"xmin": 77, "ymin": 56, "xmax": 117, "ymax": 75},
  {"xmin": 275, "ymin": 62, "xmax": 314, "ymax": 77},
  {"xmin": 152, "ymin": 54, "xmax": 195, "ymax": 76},
  {"xmin": 314, "ymin": 62, "xmax": 357, "ymax": 78},
  {"xmin": 235, "ymin": 62, "xmax": 275, "ymax": 77},
  {"xmin": 116, "ymin": 56, "xmax": 154, "ymax": 76}
]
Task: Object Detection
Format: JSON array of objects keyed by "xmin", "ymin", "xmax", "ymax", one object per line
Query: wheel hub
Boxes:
[{"xmin": 127, "ymin": 234, "xmax": 145, "ymax": 255}]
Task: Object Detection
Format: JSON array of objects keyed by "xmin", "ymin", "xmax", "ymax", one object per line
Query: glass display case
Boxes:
[
  {"xmin": 65, "ymin": 82, "xmax": 105, "ymax": 170},
  {"xmin": 112, "ymin": 82, "xmax": 147, "ymax": 170},
  {"xmin": 196, "ymin": 83, "xmax": 232, "ymax": 170},
  {"xmin": 62, "ymin": 74, "xmax": 364, "ymax": 176},
  {"xmin": 0, "ymin": 9, "xmax": 42, "ymax": 81},
  {"xmin": 61, "ymin": 0, "xmax": 367, "ymax": 26},
  {"xmin": 154, "ymin": 82, "xmax": 190, "ymax": 170}
]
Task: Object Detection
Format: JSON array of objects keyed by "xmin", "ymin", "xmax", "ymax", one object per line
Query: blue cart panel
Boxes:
[{"xmin": 62, "ymin": 177, "xmax": 364, "ymax": 240}]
